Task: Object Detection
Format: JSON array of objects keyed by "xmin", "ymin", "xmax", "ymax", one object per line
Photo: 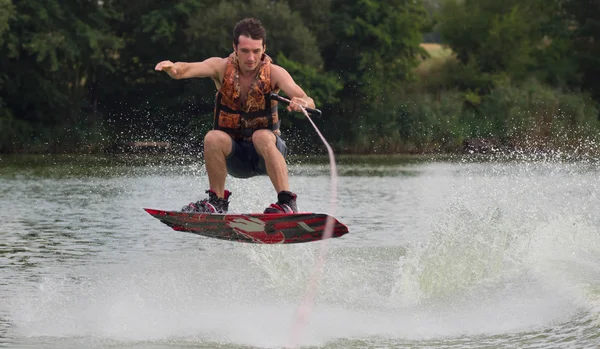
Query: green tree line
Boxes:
[{"xmin": 1, "ymin": 0, "xmax": 599, "ymax": 154}]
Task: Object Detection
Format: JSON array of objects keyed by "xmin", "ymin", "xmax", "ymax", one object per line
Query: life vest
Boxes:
[{"xmin": 213, "ymin": 52, "xmax": 279, "ymax": 141}]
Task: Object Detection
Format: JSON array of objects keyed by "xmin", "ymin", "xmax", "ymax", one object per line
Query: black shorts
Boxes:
[{"xmin": 226, "ymin": 135, "xmax": 288, "ymax": 178}]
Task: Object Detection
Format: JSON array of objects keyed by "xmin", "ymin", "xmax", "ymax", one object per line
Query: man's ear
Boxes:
[{"xmin": 232, "ymin": 42, "xmax": 237, "ymax": 52}]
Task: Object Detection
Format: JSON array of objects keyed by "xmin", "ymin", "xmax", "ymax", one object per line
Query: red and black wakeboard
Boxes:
[{"xmin": 144, "ymin": 208, "xmax": 349, "ymax": 244}]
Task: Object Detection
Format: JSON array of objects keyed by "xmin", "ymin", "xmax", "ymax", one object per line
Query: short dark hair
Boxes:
[{"xmin": 233, "ymin": 18, "xmax": 266, "ymax": 46}]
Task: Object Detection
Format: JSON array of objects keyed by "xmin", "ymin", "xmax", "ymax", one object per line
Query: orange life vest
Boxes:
[{"xmin": 213, "ymin": 52, "xmax": 279, "ymax": 141}]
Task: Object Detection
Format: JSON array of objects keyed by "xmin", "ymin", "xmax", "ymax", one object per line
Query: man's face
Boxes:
[{"xmin": 234, "ymin": 35, "xmax": 265, "ymax": 73}]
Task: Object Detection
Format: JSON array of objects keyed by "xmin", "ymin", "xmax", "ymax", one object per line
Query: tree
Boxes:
[
  {"xmin": 560, "ymin": 0, "xmax": 600, "ymax": 103},
  {"xmin": 0, "ymin": 0, "xmax": 12, "ymax": 43},
  {"xmin": 436, "ymin": 0, "xmax": 580, "ymax": 87},
  {"xmin": 320, "ymin": 0, "xmax": 429, "ymax": 147},
  {"xmin": 0, "ymin": 0, "xmax": 122, "ymax": 152}
]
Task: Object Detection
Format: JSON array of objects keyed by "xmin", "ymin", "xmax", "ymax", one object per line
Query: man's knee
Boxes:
[
  {"xmin": 252, "ymin": 130, "xmax": 276, "ymax": 150},
  {"xmin": 204, "ymin": 130, "xmax": 232, "ymax": 153},
  {"xmin": 205, "ymin": 130, "xmax": 230, "ymax": 146}
]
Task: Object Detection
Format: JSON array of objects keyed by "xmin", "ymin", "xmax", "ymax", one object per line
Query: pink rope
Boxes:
[{"xmin": 287, "ymin": 107, "xmax": 338, "ymax": 347}]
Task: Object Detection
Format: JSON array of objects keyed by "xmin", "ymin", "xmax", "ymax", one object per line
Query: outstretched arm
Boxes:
[
  {"xmin": 155, "ymin": 57, "xmax": 224, "ymax": 80},
  {"xmin": 271, "ymin": 65, "xmax": 315, "ymax": 112}
]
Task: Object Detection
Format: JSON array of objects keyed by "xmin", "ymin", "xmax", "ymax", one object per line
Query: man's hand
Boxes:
[
  {"xmin": 155, "ymin": 60, "xmax": 181, "ymax": 79},
  {"xmin": 287, "ymin": 96, "xmax": 310, "ymax": 112}
]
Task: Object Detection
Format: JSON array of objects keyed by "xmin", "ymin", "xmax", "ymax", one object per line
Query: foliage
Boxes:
[
  {"xmin": 321, "ymin": 0, "xmax": 429, "ymax": 147},
  {"xmin": 559, "ymin": 0, "xmax": 600, "ymax": 101},
  {"xmin": 0, "ymin": 0, "xmax": 122, "ymax": 152},
  {"xmin": 436, "ymin": 0, "xmax": 599, "ymax": 100},
  {"xmin": 0, "ymin": 0, "xmax": 12, "ymax": 44},
  {"xmin": 438, "ymin": 0, "xmax": 547, "ymax": 79},
  {"xmin": 1, "ymin": 0, "xmax": 599, "ymax": 154}
]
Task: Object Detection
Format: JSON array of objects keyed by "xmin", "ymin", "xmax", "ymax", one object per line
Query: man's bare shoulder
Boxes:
[
  {"xmin": 269, "ymin": 64, "xmax": 291, "ymax": 85},
  {"xmin": 208, "ymin": 56, "xmax": 228, "ymax": 73},
  {"xmin": 270, "ymin": 63, "xmax": 286, "ymax": 75},
  {"xmin": 199, "ymin": 56, "xmax": 228, "ymax": 83}
]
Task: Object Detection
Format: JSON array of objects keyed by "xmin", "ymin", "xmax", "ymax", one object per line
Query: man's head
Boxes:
[
  {"xmin": 233, "ymin": 18, "xmax": 266, "ymax": 47},
  {"xmin": 233, "ymin": 18, "xmax": 267, "ymax": 73}
]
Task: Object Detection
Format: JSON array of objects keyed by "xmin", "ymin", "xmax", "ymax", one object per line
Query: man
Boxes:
[{"xmin": 154, "ymin": 18, "xmax": 315, "ymax": 214}]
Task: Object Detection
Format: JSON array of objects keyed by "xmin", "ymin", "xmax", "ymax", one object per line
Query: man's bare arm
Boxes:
[
  {"xmin": 155, "ymin": 57, "xmax": 225, "ymax": 81},
  {"xmin": 271, "ymin": 65, "xmax": 315, "ymax": 112}
]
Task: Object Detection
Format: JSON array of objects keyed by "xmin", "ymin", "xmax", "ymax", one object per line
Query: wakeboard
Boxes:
[{"xmin": 144, "ymin": 208, "xmax": 349, "ymax": 244}]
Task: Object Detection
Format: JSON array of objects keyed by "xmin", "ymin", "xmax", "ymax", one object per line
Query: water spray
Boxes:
[{"xmin": 269, "ymin": 93, "xmax": 339, "ymax": 348}]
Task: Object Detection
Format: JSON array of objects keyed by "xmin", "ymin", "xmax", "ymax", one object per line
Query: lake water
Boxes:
[{"xmin": 1, "ymin": 154, "xmax": 599, "ymax": 348}]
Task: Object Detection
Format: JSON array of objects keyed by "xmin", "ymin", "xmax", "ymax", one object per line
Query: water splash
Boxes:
[
  {"xmin": 391, "ymin": 159, "xmax": 600, "ymax": 331},
  {"xmin": 287, "ymin": 105, "xmax": 339, "ymax": 348}
]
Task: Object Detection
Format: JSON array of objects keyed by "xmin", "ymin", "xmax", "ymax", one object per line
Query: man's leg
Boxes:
[
  {"xmin": 252, "ymin": 129, "xmax": 289, "ymax": 193},
  {"xmin": 203, "ymin": 130, "xmax": 232, "ymax": 198}
]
